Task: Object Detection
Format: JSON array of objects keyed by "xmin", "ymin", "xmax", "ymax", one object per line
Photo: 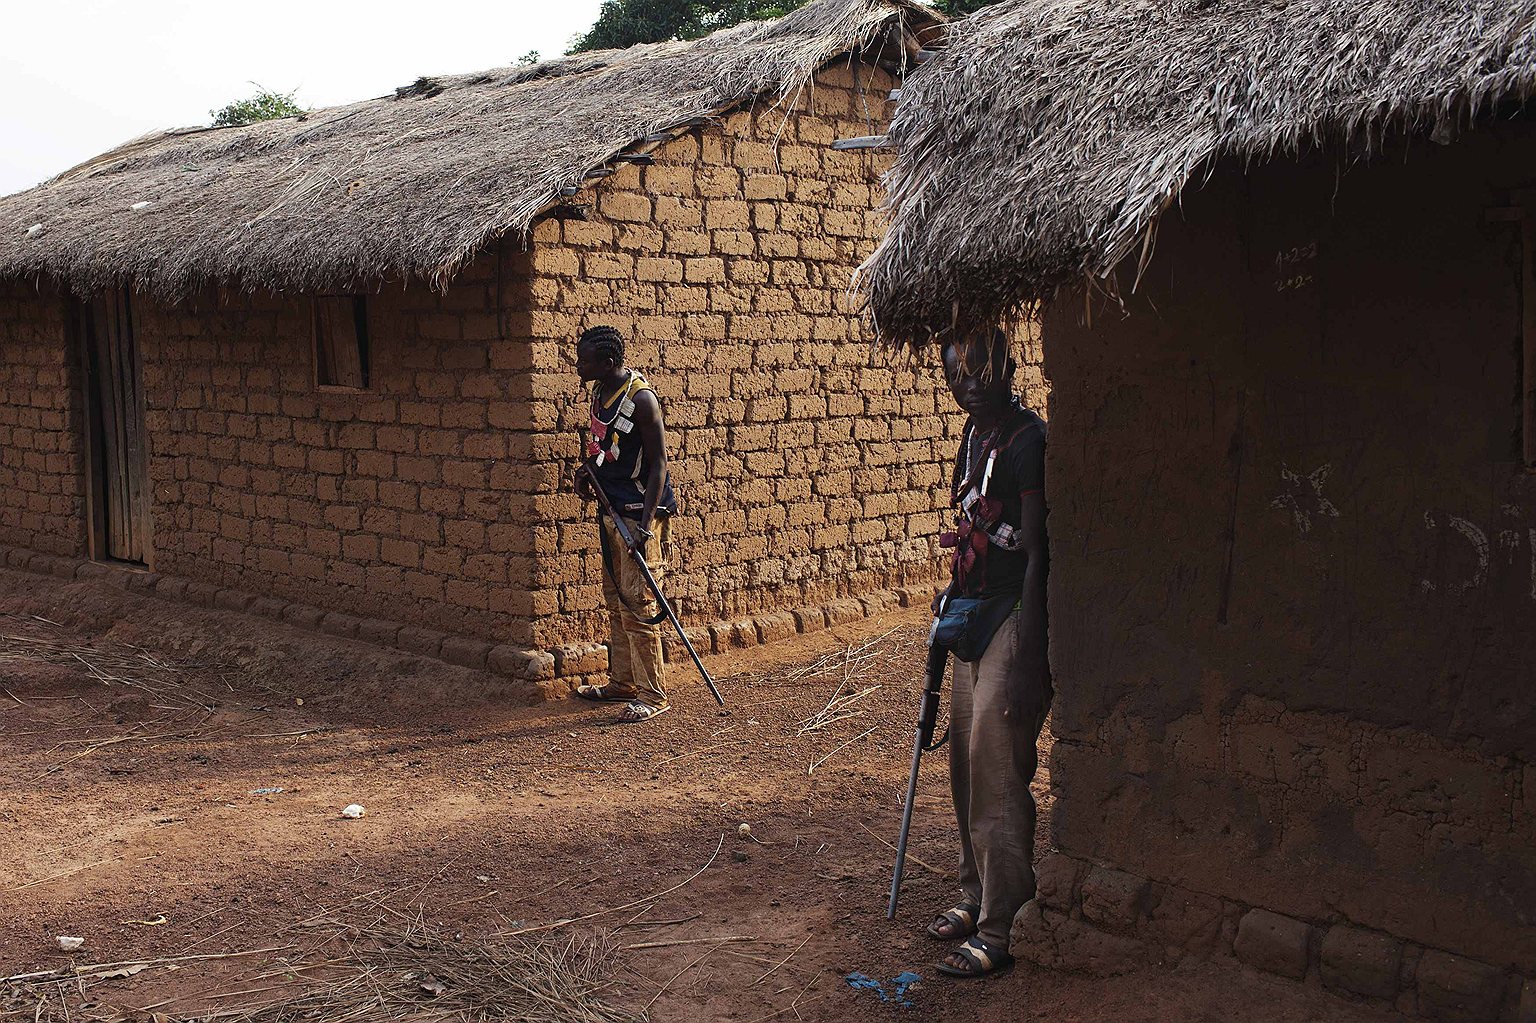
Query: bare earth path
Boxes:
[{"xmin": 0, "ymin": 568, "xmax": 1404, "ymax": 1023}]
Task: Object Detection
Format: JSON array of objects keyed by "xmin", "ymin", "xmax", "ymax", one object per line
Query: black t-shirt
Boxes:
[{"xmin": 945, "ymin": 402, "xmax": 1046, "ymax": 599}]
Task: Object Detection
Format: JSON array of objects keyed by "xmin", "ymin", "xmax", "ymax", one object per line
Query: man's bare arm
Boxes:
[{"xmin": 634, "ymin": 389, "xmax": 668, "ymax": 536}]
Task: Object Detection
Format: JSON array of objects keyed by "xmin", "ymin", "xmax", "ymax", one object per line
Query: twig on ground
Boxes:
[
  {"xmin": 857, "ymin": 821, "xmax": 951, "ymax": 879},
  {"xmin": 751, "ymin": 934, "xmax": 811, "ymax": 987},
  {"xmin": 654, "ymin": 740, "xmax": 748, "ymax": 767},
  {"xmin": 807, "ymin": 725, "xmax": 879, "ymax": 774},
  {"xmin": 501, "ymin": 833, "xmax": 725, "ymax": 937},
  {"xmin": 623, "ymin": 935, "xmax": 757, "ymax": 950},
  {"xmin": 615, "ymin": 913, "xmax": 700, "ymax": 930},
  {"xmin": 643, "ymin": 939, "xmax": 734, "ymax": 1012}
]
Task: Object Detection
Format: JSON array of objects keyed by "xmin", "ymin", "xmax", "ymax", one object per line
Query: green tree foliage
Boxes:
[
  {"xmin": 210, "ymin": 86, "xmax": 306, "ymax": 127},
  {"xmin": 571, "ymin": 0, "xmax": 802, "ymax": 52},
  {"xmin": 569, "ymin": 1, "xmax": 1000, "ymax": 53},
  {"xmin": 933, "ymin": 0, "xmax": 995, "ymax": 13}
]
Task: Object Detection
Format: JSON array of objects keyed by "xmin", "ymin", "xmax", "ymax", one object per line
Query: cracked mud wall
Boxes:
[{"xmin": 1041, "ymin": 119, "xmax": 1536, "ymax": 974}]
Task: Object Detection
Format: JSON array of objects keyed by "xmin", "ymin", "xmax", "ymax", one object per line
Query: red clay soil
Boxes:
[{"xmin": 0, "ymin": 567, "xmax": 1406, "ymax": 1023}]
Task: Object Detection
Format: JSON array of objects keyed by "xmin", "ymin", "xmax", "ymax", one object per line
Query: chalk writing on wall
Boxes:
[{"xmin": 1270, "ymin": 463, "xmax": 1339, "ymax": 533}]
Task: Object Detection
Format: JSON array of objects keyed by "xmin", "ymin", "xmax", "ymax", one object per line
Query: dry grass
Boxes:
[
  {"xmin": 862, "ymin": 0, "xmax": 1536, "ymax": 344},
  {"xmin": 0, "ymin": 0, "xmax": 934, "ymax": 299},
  {"xmin": 1, "ymin": 922, "xmax": 641, "ymax": 1023}
]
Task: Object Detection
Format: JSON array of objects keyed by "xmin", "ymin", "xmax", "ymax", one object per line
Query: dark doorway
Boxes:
[{"xmin": 80, "ymin": 290, "xmax": 150, "ymax": 565}]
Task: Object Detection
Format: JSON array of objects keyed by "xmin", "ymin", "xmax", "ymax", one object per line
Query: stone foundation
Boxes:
[{"xmin": 1015, "ymin": 851, "xmax": 1536, "ymax": 1023}]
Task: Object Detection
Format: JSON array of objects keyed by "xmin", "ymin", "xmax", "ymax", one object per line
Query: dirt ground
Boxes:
[{"xmin": 0, "ymin": 567, "xmax": 1407, "ymax": 1023}]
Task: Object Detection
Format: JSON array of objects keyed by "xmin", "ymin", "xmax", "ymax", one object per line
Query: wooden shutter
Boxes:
[{"xmin": 314, "ymin": 296, "xmax": 369, "ymax": 389}]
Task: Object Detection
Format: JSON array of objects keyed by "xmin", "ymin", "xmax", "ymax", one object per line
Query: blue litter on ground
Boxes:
[{"xmin": 845, "ymin": 971, "xmax": 922, "ymax": 1008}]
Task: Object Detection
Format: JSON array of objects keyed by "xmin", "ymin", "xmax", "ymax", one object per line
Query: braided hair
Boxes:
[{"xmin": 577, "ymin": 324, "xmax": 625, "ymax": 365}]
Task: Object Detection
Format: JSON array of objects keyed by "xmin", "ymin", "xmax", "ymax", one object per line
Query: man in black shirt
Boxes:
[{"xmin": 926, "ymin": 330, "xmax": 1050, "ymax": 979}]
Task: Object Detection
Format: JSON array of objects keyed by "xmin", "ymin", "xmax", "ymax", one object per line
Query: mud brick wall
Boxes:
[
  {"xmin": 0, "ymin": 280, "xmax": 85, "ymax": 556},
  {"xmin": 131, "ymin": 266, "xmax": 546, "ymax": 647},
  {"xmin": 0, "ymin": 56, "xmax": 1049, "ymax": 666},
  {"xmin": 514, "ymin": 59, "xmax": 984, "ymax": 652},
  {"xmin": 1040, "ymin": 121, "xmax": 1536, "ymax": 990}
]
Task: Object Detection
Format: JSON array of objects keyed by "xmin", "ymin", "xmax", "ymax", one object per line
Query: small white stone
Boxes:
[
  {"xmin": 25, "ymin": 224, "xmax": 43, "ymax": 237},
  {"xmin": 340, "ymin": 804, "xmax": 365, "ymax": 819},
  {"xmin": 56, "ymin": 936, "xmax": 84, "ymax": 952},
  {"xmin": 130, "ymin": 201, "xmax": 153, "ymax": 211}
]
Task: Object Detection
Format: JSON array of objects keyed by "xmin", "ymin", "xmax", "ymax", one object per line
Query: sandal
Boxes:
[
  {"xmin": 574, "ymin": 684, "xmax": 636, "ymax": 703},
  {"xmin": 936, "ymin": 937, "xmax": 1014, "ymax": 979},
  {"xmin": 926, "ymin": 902, "xmax": 981, "ymax": 940},
  {"xmin": 617, "ymin": 700, "xmax": 670, "ymax": 723}
]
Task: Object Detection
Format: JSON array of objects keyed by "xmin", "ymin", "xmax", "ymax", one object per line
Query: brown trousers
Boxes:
[
  {"xmin": 949, "ymin": 611, "xmax": 1048, "ymax": 948},
  {"xmin": 601, "ymin": 515, "xmax": 670, "ymax": 708}
]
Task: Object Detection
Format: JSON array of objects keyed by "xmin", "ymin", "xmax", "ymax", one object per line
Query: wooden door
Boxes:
[{"xmin": 81, "ymin": 290, "xmax": 150, "ymax": 564}]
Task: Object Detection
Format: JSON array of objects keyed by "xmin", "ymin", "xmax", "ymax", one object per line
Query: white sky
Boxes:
[{"xmin": 0, "ymin": 0, "xmax": 605, "ymax": 197}]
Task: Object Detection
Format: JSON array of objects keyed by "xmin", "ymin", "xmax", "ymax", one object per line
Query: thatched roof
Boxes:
[
  {"xmin": 861, "ymin": 0, "xmax": 1536, "ymax": 345},
  {"xmin": 0, "ymin": 0, "xmax": 932, "ymax": 298}
]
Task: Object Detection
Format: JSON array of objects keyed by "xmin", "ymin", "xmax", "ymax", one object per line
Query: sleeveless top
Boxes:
[{"xmin": 588, "ymin": 370, "xmax": 678, "ymax": 516}]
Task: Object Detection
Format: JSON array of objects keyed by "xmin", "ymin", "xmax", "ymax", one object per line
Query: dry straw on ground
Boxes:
[
  {"xmin": 1, "ymin": 923, "xmax": 640, "ymax": 1023},
  {"xmin": 861, "ymin": 0, "xmax": 1536, "ymax": 344},
  {"xmin": 0, "ymin": 0, "xmax": 932, "ymax": 299}
]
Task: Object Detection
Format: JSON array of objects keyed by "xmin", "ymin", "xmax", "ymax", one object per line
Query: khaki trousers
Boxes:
[
  {"xmin": 601, "ymin": 515, "xmax": 669, "ymax": 708},
  {"xmin": 949, "ymin": 611, "xmax": 1048, "ymax": 948}
]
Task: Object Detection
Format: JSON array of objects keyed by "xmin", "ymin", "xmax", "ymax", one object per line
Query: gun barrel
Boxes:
[
  {"xmin": 887, "ymin": 632, "xmax": 948, "ymax": 918},
  {"xmin": 582, "ymin": 460, "xmax": 726, "ymax": 708}
]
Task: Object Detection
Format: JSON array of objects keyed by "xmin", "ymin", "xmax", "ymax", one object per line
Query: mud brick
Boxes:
[
  {"xmin": 1416, "ymin": 951, "xmax": 1505, "ymax": 1023},
  {"xmin": 75, "ymin": 561, "xmax": 114, "ymax": 580},
  {"xmin": 1079, "ymin": 867, "xmax": 1150, "ymax": 934},
  {"xmin": 1144, "ymin": 885, "xmax": 1225, "ymax": 955},
  {"xmin": 48, "ymin": 557, "xmax": 79, "ymax": 579},
  {"xmin": 184, "ymin": 582, "xmax": 220, "ymax": 607},
  {"xmin": 1234, "ymin": 910, "xmax": 1311, "ymax": 981},
  {"xmin": 3, "ymin": 548, "xmax": 31, "ymax": 570},
  {"xmin": 214, "ymin": 588, "xmax": 255, "ymax": 612},
  {"xmin": 1012, "ymin": 902, "xmax": 1144, "ymax": 976},
  {"xmin": 154, "ymin": 577, "xmax": 190, "ymax": 601},
  {"xmin": 792, "ymin": 606, "xmax": 827, "ymax": 633},
  {"xmin": 1320, "ymin": 926, "xmax": 1401, "ymax": 1000},
  {"xmin": 823, "ymin": 598, "xmax": 864, "ymax": 626},
  {"xmin": 727, "ymin": 618, "xmax": 759, "ymax": 648},
  {"xmin": 753, "ymin": 611, "xmax": 797, "ymax": 644},
  {"xmin": 397, "ymin": 626, "xmax": 447, "ymax": 658},
  {"xmin": 123, "ymin": 572, "xmax": 161, "ymax": 594},
  {"xmin": 663, "ymin": 627, "xmax": 715, "ymax": 662},
  {"xmin": 249, "ymin": 597, "xmax": 287, "ymax": 619},
  {"xmin": 1033, "ymin": 852, "xmax": 1082, "ymax": 912},
  {"xmin": 320, "ymin": 612, "xmax": 361, "ymax": 639},
  {"xmin": 857, "ymin": 590, "xmax": 899, "ymax": 616},
  {"xmin": 441, "ymin": 636, "xmax": 493, "ymax": 670},
  {"xmin": 488, "ymin": 644, "xmax": 556, "ymax": 681},
  {"xmin": 553, "ymin": 643, "xmax": 608, "ymax": 676},
  {"xmin": 281, "ymin": 604, "xmax": 326, "ymax": 629},
  {"xmin": 708, "ymin": 621, "xmax": 736, "ymax": 652},
  {"xmin": 357, "ymin": 618, "xmax": 402, "ymax": 646}
]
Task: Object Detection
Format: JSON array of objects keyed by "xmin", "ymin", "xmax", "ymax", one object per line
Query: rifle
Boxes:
[
  {"xmin": 575, "ymin": 449, "xmax": 727, "ymax": 709},
  {"xmin": 887, "ymin": 610, "xmax": 950, "ymax": 918}
]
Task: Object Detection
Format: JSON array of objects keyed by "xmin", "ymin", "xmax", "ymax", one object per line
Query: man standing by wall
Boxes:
[
  {"xmin": 926, "ymin": 330, "xmax": 1050, "ymax": 979},
  {"xmin": 571, "ymin": 325, "xmax": 679, "ymax": 724}
]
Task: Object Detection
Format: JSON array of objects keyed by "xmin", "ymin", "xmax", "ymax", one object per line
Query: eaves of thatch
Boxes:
[
  {"xmin": 0, "ymin": 0, "xmax": 936, "ymax": 300},
  {"xmin": 860, "ymin": 0, "xmax": 1536, "ymax": 346}
]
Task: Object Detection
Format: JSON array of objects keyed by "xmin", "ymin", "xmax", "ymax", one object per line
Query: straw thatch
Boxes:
[
  {"xmin": 861, "ymin": 0, "xmax": 1536, "ymax": 345},
  {"xmin": 0, "ymin": 0, "xmax": 931, "ymax": 299}
]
